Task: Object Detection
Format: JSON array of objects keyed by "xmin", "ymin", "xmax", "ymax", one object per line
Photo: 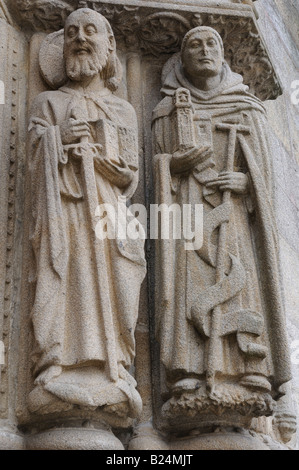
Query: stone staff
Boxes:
[{"xmin": 206, "ymin": 122, "xmax": 251, "ymax": 393}]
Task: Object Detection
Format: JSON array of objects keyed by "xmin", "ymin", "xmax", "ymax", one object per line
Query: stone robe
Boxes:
[
  {"xmin": 152, "ymin": 59, "xmax": 291, "ymax": 399},
  {"xmin": 28, "ymin": 85, "xmax": 146, "ymax": 415}
]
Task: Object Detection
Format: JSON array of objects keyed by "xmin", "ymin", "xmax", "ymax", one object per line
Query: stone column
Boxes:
[{"xmin": 0, "ymin": 5, "xmax": 27, "ymax": 450}]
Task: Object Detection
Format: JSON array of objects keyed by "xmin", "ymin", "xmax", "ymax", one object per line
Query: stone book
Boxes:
[{"xmin": 96, "ymin": 118, "xmax": 137, "ymax": 168}]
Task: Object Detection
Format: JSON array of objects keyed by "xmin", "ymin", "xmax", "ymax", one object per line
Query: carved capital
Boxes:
[
  {"xmin": 10, "ymin": 0, "xmax": 281, "ymax": 100},
  {"xmin": 11, "ymin": 0, "xmax": 76, "ymax": 30}
]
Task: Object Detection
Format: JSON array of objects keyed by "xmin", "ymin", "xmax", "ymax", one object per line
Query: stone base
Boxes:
[
  {"xmin": 167, "ymin": 431, "xmax": 271, "ymax": 451},
  {"xmin": 160, "ymin": 384, "xmax": 274, "ymax": 433},
  {"xmin": 0, "ymin": 430, "xmax": 25, "ymax": 450},
  {"xmin": 129, "ymin": 422, "xmax": 169, "ymax": 450},
  {"xmin": 26, "ymin": 427, "xmax": 124, "ymax": 450},
  {"xmin": 129, "ymin": 424, "xmax": 274, "ymax": 450}
]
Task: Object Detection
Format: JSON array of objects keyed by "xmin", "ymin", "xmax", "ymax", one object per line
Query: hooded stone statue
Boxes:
[
  {"xmin": 27, "ymin": 8, "xmax": 146, "ymax": 421},
  {"xmin": 152, "ymin": 26, "xmax": 291, "ymax": 427}
]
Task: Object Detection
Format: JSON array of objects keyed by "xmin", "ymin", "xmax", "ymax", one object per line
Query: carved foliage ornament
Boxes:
[
  {"xmin": 81, "ymin": 2, "xmax": 281, "ymax": 101},
  {"xmin": 11, "ymin": 0, "xmax": 281, "ymax": 101},
  {"xmin": 13, "ymin": 0, "xmax": 75, "ymax": 30}
]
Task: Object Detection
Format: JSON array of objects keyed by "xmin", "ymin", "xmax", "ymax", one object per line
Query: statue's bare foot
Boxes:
[
  {"xmin": 240, "ymin": 374, "xmax": 271, "ymax": 392},
  {"xmin": 34, "ymin": 366, "xmax": 63, "ymax": 386},
  {"xmin": 171, "ymin": 378, "xmax": 202, "ymax": 396}
]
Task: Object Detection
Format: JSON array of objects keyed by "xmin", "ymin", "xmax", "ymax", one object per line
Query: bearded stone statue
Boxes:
[{"xmin": 27, "ymin": 8, "xmax": 146, "ymax": 423}]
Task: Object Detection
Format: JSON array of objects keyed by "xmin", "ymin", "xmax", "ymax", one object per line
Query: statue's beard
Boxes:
[{"xmin": 65, "ymin": 46, "xmax": 109, "ymax": 82}]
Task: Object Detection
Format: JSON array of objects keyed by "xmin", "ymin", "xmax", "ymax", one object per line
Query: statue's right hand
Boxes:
[
  {"xmin": 170, "ymin": 145, "xmax": 211, "ymax": 174},
  {"xmin": 60, "ymin": 118, "xmax": 90, "ymax": 145}
]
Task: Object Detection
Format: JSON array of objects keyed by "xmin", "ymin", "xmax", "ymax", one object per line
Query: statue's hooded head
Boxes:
[
  {"xmin": 181, "ymin": 26, "xmax": 225, "ymax": 81},
  {"xmin": 64, "ymin": 8, "xmax": 121, "ymax": 91}
]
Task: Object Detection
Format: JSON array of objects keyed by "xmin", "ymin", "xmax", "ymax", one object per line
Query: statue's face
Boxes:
[
  {"xmin": 64, "ymin": 10, "xmax": 110, "ymax": 81},
  {"xmin": 182, "ymin": 30, "xmax": 223, "ymax": 80}
]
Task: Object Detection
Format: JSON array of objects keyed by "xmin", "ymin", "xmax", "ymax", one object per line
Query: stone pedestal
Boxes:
[
  {"xmin": 26, "ymin": 426, "xmax": 124, "ymax": 450},
  {"xmin": 128, "ymin": 422, "xmax": 290, "ymax": 451},
  {"xmin": 0, "ymin": 430, "xmax": 25, "ymax": 450}
]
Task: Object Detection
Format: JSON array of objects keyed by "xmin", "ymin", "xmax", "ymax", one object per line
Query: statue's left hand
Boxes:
[
  {"xmin": 205, "ymin": 171, "xmax": 249, "ymax": 195},
  {"xmin": 97, "ymin": 157, "xmax": 134, "ymax": 188}
]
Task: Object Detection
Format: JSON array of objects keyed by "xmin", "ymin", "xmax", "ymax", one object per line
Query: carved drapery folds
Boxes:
[
  {"xmin": 11, "ymin": 0, "xmax": 281, "ymax": 101},
  {"xmin": 0, "ymin": 0, "xmax": 13, "ymax": 23}
]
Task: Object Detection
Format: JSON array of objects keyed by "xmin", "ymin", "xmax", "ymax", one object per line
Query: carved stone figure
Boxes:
[
  {"xmin": 152, "ymin": 26, "xmax": 291, "ymax": 430},
  {"xmin": 27, "ymin": 8, "xmax": 146, "ymax": 421}
]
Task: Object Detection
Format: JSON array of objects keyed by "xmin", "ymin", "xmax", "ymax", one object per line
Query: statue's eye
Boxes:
[
  {"xmin": 208, "ymin": 39, "xmax": 216, "ymax": 47},
  {"xmin": 189, "ymin": 41, "xmax": 200, "ymax": 49},
  {"xmin": 67, "ymin": 27, "xmax": 77, "ymax": 38},
  {"xmin": 85, "ymin": 25, "xmax": 97, "ymax": 36}
]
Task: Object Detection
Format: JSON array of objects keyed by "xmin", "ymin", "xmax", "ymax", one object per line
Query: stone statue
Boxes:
[
  {"xmin": 27, "ymin": 8, "xmax": 146, "ymax": 421},
  {"xmin": 152, "ymin": 26, "xmax": 291, "ymax": 429}
]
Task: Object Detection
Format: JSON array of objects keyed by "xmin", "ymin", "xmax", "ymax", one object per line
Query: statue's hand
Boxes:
[
  {"xmin": 206, "ymin": 171, "xmax": 249, "ymax": 195},
  {"xmin": 97, "ymin": 157, "xmax": 134, "ymax": 188},
  {"xmin": 67, "ymin": 142, "xmax": 100, "ymax": 161},
  {"xmin": 170, "ymin": 145, "xmax": 211, "ymax": 174},
  {"xmin": 60, "ymin": 118, "xmax": 90, "ymax": 145}
]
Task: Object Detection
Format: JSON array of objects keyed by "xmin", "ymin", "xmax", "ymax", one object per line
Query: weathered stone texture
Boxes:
[
  {"xmin": 256, "ymin": 0, "xmax": 299, "ymax": 449},
  {"xmin": 0, "ymin": 0, "xmax": 298, "ymax": 450},
  {"xmin": 0, "ymin": 14, "xmax": 28, "ymax": 448}
]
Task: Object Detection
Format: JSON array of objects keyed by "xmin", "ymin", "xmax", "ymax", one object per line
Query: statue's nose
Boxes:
[
  {"xmin": 202, "ymin": 44, "xmax": 209, "ymax": 55},
  {"xmin": 77, "ymin": 28, "xmax": 86, "ymax": 42}
]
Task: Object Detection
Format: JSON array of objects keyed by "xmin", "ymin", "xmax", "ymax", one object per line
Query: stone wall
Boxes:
[{"xmin": 255, "ymin": 0, "xmax": 299, "ymax": 449}]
